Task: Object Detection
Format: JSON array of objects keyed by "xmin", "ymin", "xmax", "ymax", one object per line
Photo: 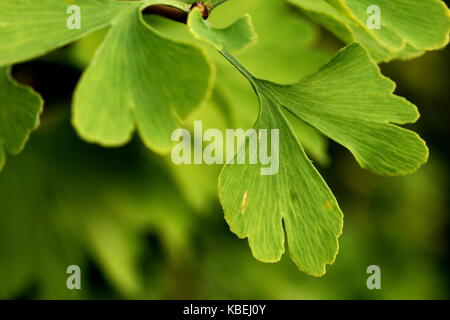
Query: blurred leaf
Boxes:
[
  {"xmin": 188, "ymin": 8, "xmax": 256, "ymax": 52},
  {"xmin": 82, "ymin": 211, "xmax": 142, "ymax": 297},
  {"xmin": 0, "ymin": 113, "xmax": 198, "ymax": 298},
  {"xmin": 210, "ymin": 0, "xmax": 332, "ymax": 163},
  {"xmin": 165, "ymin": 156, "xmax": 220, "ymax": 214},
  {"xmin": 0, "ymin": 145, "xmax": 84, "ymax": 299},
  {"xmin": 0, "ymin": 67, "xmax": 42, "ymax": 171},
  {"xmin": 224, "ymin": 0, "xmax": 328, "ymax": 82},
  {"xmin": 327, "ymin": 0, "xmax": 450, "ymax": 49},
  {"xmin": 0, "ymin": 0, "xmax": 132, "ymax": 66},
  {"xmin": 289, "ymin": 0, "xmax": 450, "ymax": 62}
]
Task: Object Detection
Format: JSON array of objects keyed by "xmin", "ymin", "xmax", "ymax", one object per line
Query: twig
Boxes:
[
  {"xmin": 143, "ymin": 0, "xmax": 231, "ymax": 23},
  {"xmin": 143, "ymin": 5, "xmax": 189, "ymax": 23}
]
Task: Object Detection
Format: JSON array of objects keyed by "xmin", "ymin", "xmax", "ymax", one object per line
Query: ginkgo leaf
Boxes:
[
  {"xmin": 288, "ymin": 0, "xmax": 394, "ymax": 62},
  {"xmin": 210, "ymin": 0, "xmax": 332, "ymax": 164},
  {"xmin": 0, "ymin": 0, "xmax": 213, "ymax": 153},
  {"xmin": 189, "ymin": 12, "xmax": 343, "ymax": 275},
  {"xmin": 211, "ymin": 0, "xmax": 328, "ymax": 83},
  {"xmin": 73, "ymin": 7, "xmax": 213, "ymax": 152},
  {"xmin": 270, "ymin": 43, "xmax": 429, "ymax": 176},
  {"xmin": 0, "ymin": 67, "xmax": 42, "ymax": 170},
  {"xmin": 189, "ymin": 6, "xmax": 429, "ymax": 274},
  {"xmin": 289, "ymin": 0, "xmax": 450, "ymax": 62},
  {"xmin": 187, "ymin": 7, "xmax": 257, "ymax": 52},
  {"xmin": 187, "ymin": 2, "xmax": 331, "ymax": 164},
  {"xmin": 217, "ymin": 51, "xmax": 343, "ymax": 276},
  {"xmin": 326, "ymin": 0, "xmax": 450, "ymax": 50},
  {"xmin": 285, "ymin": 113, "xmax": 330, "ymax": 166},
  {"xmin": 0, "ymin": 0, "xmax": 136, "ymax": 66}
]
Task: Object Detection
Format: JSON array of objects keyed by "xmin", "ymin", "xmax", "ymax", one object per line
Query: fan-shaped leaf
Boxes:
[{"xmin": 73, "ymin": 7, "xmax": 213, "ymax": 152}]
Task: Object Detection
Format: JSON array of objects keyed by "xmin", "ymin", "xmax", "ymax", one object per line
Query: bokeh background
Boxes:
[{"xmin": 0, "ymin": 0, "xmax": 448, "ymax": 299}]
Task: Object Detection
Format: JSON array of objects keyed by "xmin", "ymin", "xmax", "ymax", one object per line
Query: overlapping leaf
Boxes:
[
  {"xmin": 0, "ymin": 0, "xmax": 437, "ymax": 278},
  {"xmin": 189, "ymin": 8, "xmax": 428, "ymax": 275},
  {"xmin": 289, "ymin": 0, "xmax": 450, "ymax": 62},
  {"xmin": 0, "ymin": 67, "xmax": 42, "ymax": 171},
  {"xmin": 205, "ymin": 0, "xmax": 333, "ymax": 164},
  {"xmin": 188, "ymin": 9, "xmax": 342, "ymax": 275},
  {"xmin": 0, "ymin": 0, "xmax": 213, "ymax": 153},
  {"xmin": 73, "ymin": 7, "xmax": 212, "ymax": 152},
  {"xmin": 187, "ymin": 8, "xmax": 256, "ymax": 52},
  {"xmin": 0, "ymin": 0, "xmax": 134, "ymax": 66}
]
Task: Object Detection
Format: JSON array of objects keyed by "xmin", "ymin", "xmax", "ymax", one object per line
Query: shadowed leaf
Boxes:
[{"xmin": 0, "ymin": 67, "xmax": 42, "ymax": 171}]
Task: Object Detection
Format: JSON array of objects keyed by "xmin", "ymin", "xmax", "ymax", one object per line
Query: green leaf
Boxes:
[
  {"xmin": 73, "ymin": 7, "xmax": 213, "ymax": 152},
  {"xmin": 187, "ymin": 7, "xmax": 257, "ymax": 52},
  {"xmin": 284, "ymin": 113, "xmax": 330, "ymax": 166},
  {"xmin": 215, "ymin": 0, "xmax": 328, "ymax": 83},
  {"xmin": 0, "ymin": 139, "xmax": 85, "ymax": 299},
  {"xmin": 189, "ymin": 5, "xmax": 428, "ymax": 274},
  {"xmin": 189, "ymin": 13, "xmax": 343, "ymax": 275},
  {"xmin": 203, "ymin": 0, "xmax": 332, "ymax": 163},
  {"xmin": 327, "ymin": 0, "xmax": 450, "ymax": 49},
  {"xmin": 0, "ymin": 0, "xmax": 134, "ymax": 66},
  {"xmin": 185, "ymin": 3, "xmax": 332, "ymax": 148},
  {"xmin": 217, "ymin": 52, "xmax": 343, "ymax": 276},
  {"xmin": 0, "ymin": 0, "xmax": 213, "ymax": 153},
  {"xmin": 289, "ymin": 0, "xmax": 450, "ymax": 62},
  {"xmin": 82, "ymin": 210, "xmax": 142, "ymax": 297},
  {"xmin": 0, "ymin": 67, "xmax": 42, "ymax": 171},
  {"xmin": 0, "ymin": 116, "xmax": 197, "ymax": 298},
  {"xmin": 272, "ymin": 43, "xmax": 429, "ymax": 175}
]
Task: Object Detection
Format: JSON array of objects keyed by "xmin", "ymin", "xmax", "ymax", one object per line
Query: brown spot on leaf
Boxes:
[
  {"xmin": 323, "ymin": 200, "xmax": 335, "ymax": 211},
  {"xmin": 240, "ymin": 191, "xmax": 249, "ymax": 213}
]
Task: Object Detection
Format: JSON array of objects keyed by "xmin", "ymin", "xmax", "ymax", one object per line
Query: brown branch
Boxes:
[{"xmin": 143, "ymin": 2, "xmax": 209, "ymax": 24}]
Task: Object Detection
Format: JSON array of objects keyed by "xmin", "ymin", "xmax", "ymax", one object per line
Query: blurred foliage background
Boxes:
[{"xmin": 0, "ymin": 0, "xmax": 448, "ymax": 299}]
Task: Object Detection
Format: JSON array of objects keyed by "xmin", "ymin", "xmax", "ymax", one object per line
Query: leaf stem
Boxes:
[
  {"xmin": 219, "ymin": 49, "xmax": 258, "ymax": 88},
  {"xmin": 143, "ymin": 5, "xmax": 189, "ymax": 23}
]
